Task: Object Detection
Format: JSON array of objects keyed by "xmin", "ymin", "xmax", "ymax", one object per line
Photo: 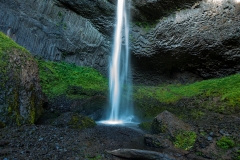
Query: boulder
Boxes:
[
  {"xmin": 144, "ymin": 134, "xmax": 173, "ymax": 149},
  {"xmin": 0, "ymin": 33, "xmax": 43, "ymax": 126},
  {"xmin": 152, "ymin": 110, "xmax": 192, "ymax": 137},
  {"xmin": 52, "ymin": 112, "xmax": 96, "ymax": 129}
]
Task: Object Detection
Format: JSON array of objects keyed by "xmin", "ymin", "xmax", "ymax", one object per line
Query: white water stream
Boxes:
[{"xmin": 99, "ymin": 0, "xmax": 135, "ymax": 125}]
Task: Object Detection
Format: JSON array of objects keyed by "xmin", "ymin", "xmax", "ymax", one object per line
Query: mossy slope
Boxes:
[
  {"xmin": 134, "ymin": 74, "xmax": 240, "ymax": 119},
  {"xmin": 37, "ymin": 60, "xmax": 108, "ymax": 99}
]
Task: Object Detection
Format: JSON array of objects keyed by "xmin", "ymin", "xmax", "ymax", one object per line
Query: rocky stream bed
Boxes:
[{"xmin": 0, "ymin": 110, "xmax": 240, "ymax": 160}]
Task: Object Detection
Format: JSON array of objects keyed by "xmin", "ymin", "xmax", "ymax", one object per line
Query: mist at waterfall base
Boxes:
[{"xmin": 98, "ymin": 0, "xmax": 137, "ymax": 125}]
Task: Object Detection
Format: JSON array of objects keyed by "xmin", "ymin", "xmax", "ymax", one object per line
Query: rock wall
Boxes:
[
  {"xmin": 131, "ymin": 0, "xmax": 198, "ymax": 21},
  {"xmin": 131, "ymin": 0, "xmax": 240, "ymax": 84},
  {"xmin": 1, "ymin": 0, "xmax": 239, "ymax": 84},
  {"xmin": 0, "ymin": 0, "xmax": 115, "ymax": 75}
]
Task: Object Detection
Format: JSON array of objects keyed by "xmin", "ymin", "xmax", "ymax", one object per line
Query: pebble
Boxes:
[{"xmin": 207, "ymin": 136, "xmax": 213, "ymax": 141}]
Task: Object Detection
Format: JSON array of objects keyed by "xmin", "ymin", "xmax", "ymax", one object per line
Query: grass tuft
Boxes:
[
  {"xmin": 174, "ymin": 130, "xmax": 197, "ymax": 150},
  {"xmin": 216, "ymin": 136, "xmax": 235, "ymax": 149}
]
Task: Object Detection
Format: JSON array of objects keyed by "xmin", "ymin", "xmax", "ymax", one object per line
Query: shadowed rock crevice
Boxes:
[{"xmin": 132, "ymin": 0, "xmax": 199, "ymax": 22}]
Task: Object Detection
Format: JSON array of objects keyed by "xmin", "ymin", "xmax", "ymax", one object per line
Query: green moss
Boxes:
[
  {"xmin": 0, "ymin": 32, "xmax": 41, "ymax": 126},
  {"xmin": 234, "ymin": 150, "xmax": 240, "ymax": 160},
  {"xmin": 134, "ymin": 21, "xmax": 157, "ymax": 32},
  {"xmin": 37, "ymin": 60, "xmax": 107, "ymax": 99},
  {"xmin": 216, "ymin": 136, "xmax": 235, "ymax": 149},
  {"xmin": 191, "ymin": 110, "xmax": 205, "ymax": 120},
  {"xmin": 134, "ymin": 74, "xmax": 240, "ymax": 118},
  {"xmin": 0, "ymin": 32, "xmax": 28, "ymax": 54},
  {"xmin": 86, "ymin": 155, "xmax": 102, "ymax": 160},
  {"xmin": 174, "ymin": 130, "xmax": 197, "ymax": 150}
]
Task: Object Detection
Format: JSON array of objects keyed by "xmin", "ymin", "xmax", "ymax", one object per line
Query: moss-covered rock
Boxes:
[
  {"xmin": 151, "ymin": 110, "xmax": 192, "ymax": 137},
  {"xmin": 0, "ymin": 32, "xmax": 43, "ymax": 126},
  {"xmin": 52, "ymin": 112, "xmax": 96, "ymax": 129}
]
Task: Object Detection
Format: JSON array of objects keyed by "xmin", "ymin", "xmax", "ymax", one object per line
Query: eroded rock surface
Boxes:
[{"xmin": 132, "ymin": 0, "xmax": 240, "ymax": 83}]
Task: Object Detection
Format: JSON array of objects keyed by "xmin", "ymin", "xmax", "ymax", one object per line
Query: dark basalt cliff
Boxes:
[
  {"xmin": 0, "ymin": 0, "xmax": 239, "ymax": 84},
  {"xmin": 0, "ymin": 0, "xmax": 115, "ymax": 75},
  {"xmin": 131, "ymin": 0, "xmax": 240, "ymax": 84},
  {"xmin": 131, "ymin": 0, "xmax": 198, "ymax": 21}
]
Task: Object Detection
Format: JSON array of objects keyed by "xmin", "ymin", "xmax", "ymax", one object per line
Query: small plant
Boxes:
[
  {"xmin": 191, "ymin": 110, "xmax": 205, "ymax": 119},
  {"xmin": 216, "ymin": 136, "xmax": 234, "ymax": 149},
  {"xmin": 235, "ymin": 150, "xmax": 240, "ymax": 160},
  {"xmin": 58, "ymin": 11, "xmax": 63, "ymax": 17},
  {"xmin": 86, "ymin": 155, "xmax": 102, "ymax": 160},
  {"xmin": 174, "ymin": 131, "xmax": 197, "ymax": 150}
]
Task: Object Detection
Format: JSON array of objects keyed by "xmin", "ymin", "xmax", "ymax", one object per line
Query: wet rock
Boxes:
[
  {"xmin": 207, "ymin": 136, "xmax": 213, "ymax": 141},
  {"xmin": 144, "ymin": 134, "xmax": 172, "ymax": 149},
  {"xmin": 52, "ymin": 112, "xmax": 96, "ymax": 129},
  {"xmin": 151, "ymin": 110, "xmax": 192, "ymax": 137},
  {"xmin": 47, "ymin": 95, "xmax": 107, "ymax": 121}
]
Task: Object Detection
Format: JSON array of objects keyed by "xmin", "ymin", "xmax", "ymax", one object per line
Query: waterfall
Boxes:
[{"xmin": 100, "ymin": 0, "xmax": 134, "ymax": 125}]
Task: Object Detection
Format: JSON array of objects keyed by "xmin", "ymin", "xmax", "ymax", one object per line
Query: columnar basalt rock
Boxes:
[
  {"xmin": 131, "ymin": 0, "xmax": 240, "ymax": 84},
  {"xmin": 0, "ymin": 0, "xmax": 115, "ymax": 75},
  {"xmin": 131, "ymin": 0, "xmax": 199, "ymax": 21}
]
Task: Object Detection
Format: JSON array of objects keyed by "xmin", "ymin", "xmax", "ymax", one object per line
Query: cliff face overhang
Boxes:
[
  {"xmin": 0, "ymin": 0, "xmax": 116, "ymax": 75},
  {"xmin": 0, "ymin": 0, "xmax": 239, "ymax": 84},
  {"xmin": 131, "ymin": 0, "xmax": 199, "ymax": 22},
  {"xmin": 131, "ymin": 0, "xmax": 240, "ymax": 83}
]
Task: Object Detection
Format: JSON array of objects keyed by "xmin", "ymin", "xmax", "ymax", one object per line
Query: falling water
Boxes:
[{"xmin": 99, "ymin": 0, "xmax": 134, "ymax": 125}]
